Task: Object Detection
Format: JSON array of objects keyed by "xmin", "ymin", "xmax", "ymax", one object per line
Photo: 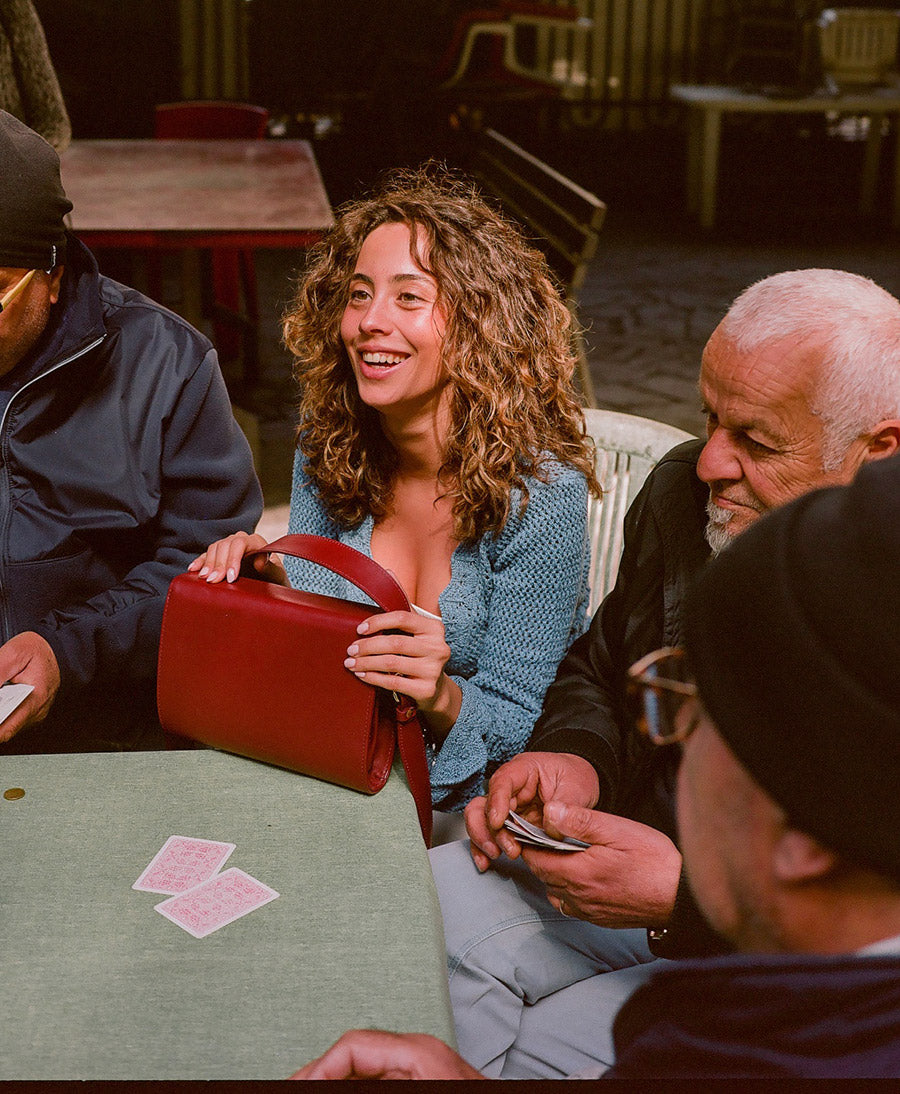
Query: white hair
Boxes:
[{"xmin": 718, "ymin": 269, "xmax": 900, "ymax": 469}]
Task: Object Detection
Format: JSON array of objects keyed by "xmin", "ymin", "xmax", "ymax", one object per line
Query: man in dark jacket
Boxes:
[
  {"xmin": 604, "ymin": 453, "xmax": 900, "ymax": 1077},
  {"xmin": 432, "ymin": 267, "xmax": 900, "ymax": 1077},
  {"xmin": 0, "ymin": 110, "xmax": 262, "ymax": 752},
  {"xmin": 291, "ymin": 454, "xmax": 900, "ymax": 1080}
]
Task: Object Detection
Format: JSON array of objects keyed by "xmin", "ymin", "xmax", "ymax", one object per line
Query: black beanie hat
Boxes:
[
  {"xmin": 0, "ymin": 110, "xmax": 72, "ymax": 269},
  {"xmin": 683, "ymin": 455, "xmax": 900, "ymax": 880}
]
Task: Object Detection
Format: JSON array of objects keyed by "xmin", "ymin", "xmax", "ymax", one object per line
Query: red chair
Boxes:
[
  {"xmin": 154, "ymin": 100, "xmax": 269, "ymax": 140},
  {"xmin": 153, "ymin": 101, "xmax": 270, "ymax": 379}
]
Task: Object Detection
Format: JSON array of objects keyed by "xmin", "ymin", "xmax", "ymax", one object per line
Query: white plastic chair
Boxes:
[{"xmin": 584, "ymin": 408, "xmax": 696, "ymax": 615}]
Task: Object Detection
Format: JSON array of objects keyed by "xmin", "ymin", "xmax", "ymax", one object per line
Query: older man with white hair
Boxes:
[
  {"xmin": 429, "ymin": 268, "xmax": 900, "ymax": 1079},
  {"xmin": 292, "ymin": 453, "xmax": 900, "ymax": 1079}
]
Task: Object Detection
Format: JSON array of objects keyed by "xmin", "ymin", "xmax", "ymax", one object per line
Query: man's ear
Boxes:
[
  {"xmin": 862, "ymin": 420, "xmax": 900, "ymax": 462},
  {"xmin": 48, "ymin": 265, "xmax": 64, "ymax": 305},
  {"xmin": 773, "ymin": 827, "xmax": 838, "ymax": 883}
]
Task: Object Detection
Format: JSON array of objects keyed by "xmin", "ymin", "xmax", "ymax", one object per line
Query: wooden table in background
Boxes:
[
  {"xmin": 59, "ymin": 138, "xmax": 333, "ymax": 461},
  {"xmin": 60, "ymin": 138, "xmax": 333, "ymax": 321},
  {"xmin": 670, "ymin": 83, "xmax": 900, "ymax": 229}
]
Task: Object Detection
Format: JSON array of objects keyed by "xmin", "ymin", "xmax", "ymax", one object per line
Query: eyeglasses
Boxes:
[
  {"xmin": 626, "ymin": 646, "xmax": 700, "ymax": 745},
  {"xmin": 0, "ymin": 269, "xmax": 37, "ymax": 314}
]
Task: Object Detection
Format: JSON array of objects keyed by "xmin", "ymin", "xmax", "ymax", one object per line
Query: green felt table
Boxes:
[{"xmin": 0, "ymin": 749, "xmax": 455, "ymax": 1079}]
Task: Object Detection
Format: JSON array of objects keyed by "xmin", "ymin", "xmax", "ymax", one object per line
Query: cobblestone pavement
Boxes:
[{"xmin": 578, "ymin": 215, "xmax": 900, "ymax": 438}]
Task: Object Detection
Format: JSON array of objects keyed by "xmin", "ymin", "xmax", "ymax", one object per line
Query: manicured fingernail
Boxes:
[
  {"xmin": 344, "ymin": 657, "xmax": 356, "ymax": 669},
  {"xmin": 226, "ymin": 568, "xmax": 236, "ymax": 583},
  {"xmin": 346, "ymin": 643, "xmax": 358, "ymax": 656},
  {"xmin": 187, "ymin": 559, "xmax": 200, "ymax": 571},
  {"xmin": 198, "ymin": 566, "xmax": 209, "ymax": 577},
  {"xmin": 206, "ymin": 570, "xmax": 219, "ymax": 582},
  {"xmin": 357, "ymin": 622, "xmax": 369, "ymax": 634},
  {"xmin": 354, "ymin": 671, "xmax": 366, "ymax": 679}
]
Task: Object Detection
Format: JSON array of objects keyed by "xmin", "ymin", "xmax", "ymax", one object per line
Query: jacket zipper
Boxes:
[{"xmin": 0, "ymin": 334, "xmax": 106, "ymax": 643}]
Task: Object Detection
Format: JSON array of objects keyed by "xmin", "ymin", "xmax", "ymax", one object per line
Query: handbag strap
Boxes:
[
  {"xmin": 249, "ymin": 533, "xmax": 433, "ymax": 846},
  {"xmin": 254, "ymin": 534, "xmax": 411, "ymax": 614}
]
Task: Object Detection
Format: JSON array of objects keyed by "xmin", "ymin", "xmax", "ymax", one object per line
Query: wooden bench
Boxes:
[{"xmin": 471, "ymin": 127, "xmax": 606, "ymax": 405}]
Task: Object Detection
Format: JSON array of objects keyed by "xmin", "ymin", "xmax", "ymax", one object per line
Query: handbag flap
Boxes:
[{"xmin": 157, "ymin": 572, "xmax": 394, "ymax": 794}]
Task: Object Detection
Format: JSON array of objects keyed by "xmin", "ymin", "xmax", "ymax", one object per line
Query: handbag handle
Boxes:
[
  {"xmin": 249, "ymin": 533, "xmax": 433, "ymax": 845},
  {"xmin": 247, "ymin": 534, "xmax": 412, "ymax": 615}
]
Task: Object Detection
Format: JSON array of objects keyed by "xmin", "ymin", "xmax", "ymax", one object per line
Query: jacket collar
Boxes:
[{"xmin": 21, "ymin": 232, "xmax": 106, "ymax": 380}]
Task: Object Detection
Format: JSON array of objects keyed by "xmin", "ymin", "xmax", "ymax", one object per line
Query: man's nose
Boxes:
[{"xmin": 696, "ymin": 426, "xmax": 742, "ymax": 485}]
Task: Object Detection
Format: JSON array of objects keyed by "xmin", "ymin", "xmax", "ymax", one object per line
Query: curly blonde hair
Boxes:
[{"xmin": 283, "ymin": 164, "xmax": 600, "ymax": 543}]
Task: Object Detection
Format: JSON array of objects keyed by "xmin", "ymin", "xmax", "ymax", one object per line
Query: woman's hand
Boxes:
[
  {"xmin": 187, "ymin": 531, "xmax": 288, "ymax": 585},
  {"xmin": 343, "ymin": 610, "xmax": 461, "ymax": 740}
]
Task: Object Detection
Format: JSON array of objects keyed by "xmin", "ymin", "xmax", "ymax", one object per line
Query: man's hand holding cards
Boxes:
[{"xmin": 503, "ymin": 810, "xmax": 589, "ymax": 852}]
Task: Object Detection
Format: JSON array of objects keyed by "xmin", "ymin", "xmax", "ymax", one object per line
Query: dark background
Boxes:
[{"xmin": 30, "ymin": 0, "xmax": 900, "ymax": 507}]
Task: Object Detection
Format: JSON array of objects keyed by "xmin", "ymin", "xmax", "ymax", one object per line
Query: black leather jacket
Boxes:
[
  {"xmin": 529, "ymin": 439, "xmax": 709, "ymax": 836},
  {"xmin": 529, "ymin": 440, "xmax": 729, "ymax": 956},
  {"xmin": 1, "ymin": 235, "xmax": 262, "ymax": 751}
]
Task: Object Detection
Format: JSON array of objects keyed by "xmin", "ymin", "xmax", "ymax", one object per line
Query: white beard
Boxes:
[{"xmin": 704, "ymin": 500, "xmax": 735, "ymax": 555}]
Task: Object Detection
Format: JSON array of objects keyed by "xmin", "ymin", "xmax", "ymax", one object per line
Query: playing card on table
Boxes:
[
  {"xmin": 132, "ymin": 835, "xmax": 236, "ymax": 894},
  {"xmin": 154, "ymin": 867, "xmax": 279, "ymax": 938},
  {"xmin": 503, "ymin": 810, "xmax": 590, "ymax": 852}
]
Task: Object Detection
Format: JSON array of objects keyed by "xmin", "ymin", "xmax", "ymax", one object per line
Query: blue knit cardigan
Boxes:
[{"xmin": 284, "ymin": 451, "xmax": 591, "ymax": 810}]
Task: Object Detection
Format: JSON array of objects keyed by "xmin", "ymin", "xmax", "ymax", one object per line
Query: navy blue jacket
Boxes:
[
  {"xmin": 608, "ymin": 951, "xmax": 900, "ymax": 1078},
  {"xmin": 1, "ymin": 236, "xmax": 262, "ymax": 750}
]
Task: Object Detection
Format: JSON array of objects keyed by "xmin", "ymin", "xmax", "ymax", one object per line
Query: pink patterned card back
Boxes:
[
  {"xmin": 154, "ymin": 867, "xmax": 279, "ymax": 938},
  {"xmin": 132, "ymin": 835, "xmax": 236, "ymax": 894}
]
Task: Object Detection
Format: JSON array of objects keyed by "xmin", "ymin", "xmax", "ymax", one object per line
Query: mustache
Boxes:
[{"xmin": 706, "ymin": 487, "xmax": 765, "ymax": 516}]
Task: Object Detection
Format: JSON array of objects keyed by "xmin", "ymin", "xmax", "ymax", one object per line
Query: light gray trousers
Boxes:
[{"xmin": 429, "ymin": 840, "xmax": 662, "ymax": 1079}]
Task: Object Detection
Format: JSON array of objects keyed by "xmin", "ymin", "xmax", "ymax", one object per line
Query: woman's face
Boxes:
[{"xmin": 340, "ymin": 222, "xmax": 449, "ymax": 425}]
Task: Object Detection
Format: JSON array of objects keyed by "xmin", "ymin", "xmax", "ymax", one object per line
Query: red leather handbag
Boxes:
[{"xmin": 157, "ymin": 534, "xmax": 433, "ymax": 846}]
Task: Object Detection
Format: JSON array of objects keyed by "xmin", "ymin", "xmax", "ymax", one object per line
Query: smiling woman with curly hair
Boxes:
[
  {"xmin": 194, "ymin": 165, "xmax": 600, "ymax": 811},
  {"xmin": 285, "ymin": 166, "xmax": 598, "ymax": 542}
]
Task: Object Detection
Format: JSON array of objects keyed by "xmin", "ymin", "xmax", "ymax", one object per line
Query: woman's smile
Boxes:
[
  {"xmin": 341, "ymin": 221, "xmax": 448, "ymax": 418},
  {"xmin": 354, "ymin": 345, "xmax": 411, "ymax": 379}
]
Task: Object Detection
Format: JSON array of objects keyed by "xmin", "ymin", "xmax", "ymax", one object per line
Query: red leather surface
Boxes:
[
  {"xmin": 153, "ymin": 101, "xmax": 270, "ymax": 140},
  {"xmin": 158, "ymin": 536, "xmax": 433, "ymax": 844},
  {"xmin": 158, "ymin": 575, "xmax": 393, "ymax": 794},
  {"xmin": 250, "ymin": 535, "xmax": 410, "ymax": 613}
]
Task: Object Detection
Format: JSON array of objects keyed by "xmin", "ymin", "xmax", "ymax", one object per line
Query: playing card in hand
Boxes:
[
  {"xmin": 503, "ymin": 810, "xmax": 590, "ymax": 852},
  {"xmin": 154, "ymin": 867, "xmax": 279, "ymax": 938},
  {"xmin": 0, "ymin": 683, "xmax": 34, "ymax": 724}
]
